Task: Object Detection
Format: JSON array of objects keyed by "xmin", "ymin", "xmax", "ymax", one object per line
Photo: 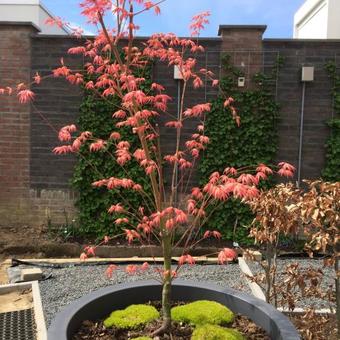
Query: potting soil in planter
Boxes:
[{"xmin": 72, "ymin": 300, "xmax": 269, "ymax": 340}]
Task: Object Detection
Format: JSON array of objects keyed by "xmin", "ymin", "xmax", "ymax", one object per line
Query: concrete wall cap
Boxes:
[
  {"xmin": 0, "ymin": 21, "xmax": 41, "ymax": 31},
  {"xmin": 264, "ymin": 38, "xmax": 340, "ymax": 43},
  {"xmin": 31, "ymin": 33, "xmax": 222, "ymax": 41},
  {"xmin": 218, "ymin": 25, "xmax": 267, "ymax": 36}
]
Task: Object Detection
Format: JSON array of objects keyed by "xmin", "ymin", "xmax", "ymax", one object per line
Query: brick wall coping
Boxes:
[
  {"xmin": 31, "ymin": 33, "xmax": 222, "ymax": 41},
  {"xmin": 0, "ymin": 21, "xmax": 40, "ymax": 31},
  {"xmin": 264, "ymin": 38, "xmax": 340, "ymax": 42},
  {"xmin": 218, "ymin": 25, "xmax": 267, "ymax": 35}
]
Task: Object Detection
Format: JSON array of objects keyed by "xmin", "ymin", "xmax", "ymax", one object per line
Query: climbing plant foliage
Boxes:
[
  {"xmin": 198, "ymin": 55, "xmax": 283, "ymax": 244},
  {"xmin": 72, "ymin": 64, "xmax": 153, "ymax": 238},
  {"xmin": 323, "ymin": 61, "xmax": 340, "ymax": 182}
]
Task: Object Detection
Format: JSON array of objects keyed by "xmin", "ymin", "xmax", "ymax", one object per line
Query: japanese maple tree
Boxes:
[{"xmin": 0, "ymin": 0, "xmax": 295, "ymax": 335}]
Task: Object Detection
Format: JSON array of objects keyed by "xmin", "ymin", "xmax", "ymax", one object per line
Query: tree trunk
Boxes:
[
  {"xmin": 153, "ymin": 235, "xmax": 172, "ymax": 336},
  {"xmin": 335, "ymin": 256, "xmax": 340, "ymax": 338},
  {"xmin": 161, "ymin": 273, "xmax": 171, "ymax": 330},
  {"xmin": 265, "ymin": 244, "xmax": 272, "ymax": 303},
  {"xmin": 272, "ymin": 241, "xmax": 279, "ymax": 308}
]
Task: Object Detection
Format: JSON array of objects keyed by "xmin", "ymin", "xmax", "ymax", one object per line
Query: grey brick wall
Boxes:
[
  {"xmin": 153, "ymin": 39, "xmax": 221, "ymax": 188},
  {"xmin": 263, "ymin": 39, "xmax": 340, "ymax": 181},
  {"xmin": 30, "ymin": 36, "xmax": 83, "ymax": 189},
  {"xmin": 29, "ymin": 35, "xmax": 340, "ymax": 189},
  {"xmin": 1, "ymin": 22, "xmax": 340, "ymax": 227},
  {"xmin": 30, "ymin": 36, "xmax": 222, "ymax": 191}
]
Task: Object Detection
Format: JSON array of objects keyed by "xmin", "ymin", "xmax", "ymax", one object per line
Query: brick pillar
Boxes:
[
  {"xmin": 0, "ymin": 22, "xmax": 39, "ymax": 225},
  {"xmin": 218, "ymin": 25, "xmax": 266, "ymax": 88}
]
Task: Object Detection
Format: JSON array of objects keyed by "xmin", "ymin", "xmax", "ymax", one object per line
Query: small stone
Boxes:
[{"xmin": 20, "ymin": 268, "xmax": 43, "ymax": 281}]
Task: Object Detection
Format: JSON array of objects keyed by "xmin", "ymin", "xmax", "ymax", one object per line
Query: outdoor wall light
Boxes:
[
  {"xmin": 174, "ymin": 65, "xmax": 183, "ymax": 80},
  {"xmin": 238, "ymin": 77, "xmax": 245, "ymax": 87},
  {"xmin": 301, "ymin": 66, "xmax": 314, "ymax": 82}
]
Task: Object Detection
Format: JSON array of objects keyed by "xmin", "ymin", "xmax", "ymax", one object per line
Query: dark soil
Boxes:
[
  {"xmin": 0, "ymin": 224, "xmax": 54, "ymax": 258},
  {"xmin": 60, "ymin": 234, "xmax": 302, "ymax": 253},
  {"xmin": 0, "ymin": 224, "xmax": 316, "ymax": 259},
  {"xmin": 72, "ymin": 301, "xmax": 338, "ymax": 340},
  {"xmin": 72, "ymin": 301, "xmax": 269, "ymax": 340},
  {"xmin": 72, "ymin": 315, "xmax": 269, "ymax": 340}
]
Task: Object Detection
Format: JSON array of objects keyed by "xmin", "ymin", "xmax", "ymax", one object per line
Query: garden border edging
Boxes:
[{"xmin": 0, "ymin": 281, "xmax": 47, "ymax": 340}]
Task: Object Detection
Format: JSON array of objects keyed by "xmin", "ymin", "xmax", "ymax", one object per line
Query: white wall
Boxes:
[
  {"xmin": 327, "ymin": 0, "xmax": 340, "ymax": 38},
  {"xmin": 294, "ymin": 0, "xmax": 328, "ymax": 38},
  {"xmin": 294, "ymin": 0, "xmax": 340, "ymax": 39},
  {"xmin": 0, "ymin": 0, "xmax": 68, "ymax": 35}
]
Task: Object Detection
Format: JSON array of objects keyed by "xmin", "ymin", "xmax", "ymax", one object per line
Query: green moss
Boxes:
[
  {"xmin": 192, "ymin": 324, "xmax": 245, "ymax": 340},
  {"xmin": 103, "ymin": 304, "xmax": 159, "ymax": 329},
  {"xmin": 131, "ymin": 337, "xmax": 153, "ymax": 340},
  {"xmin": 171, "ymin": 300, "xmax": 234, "ymax": 326}
]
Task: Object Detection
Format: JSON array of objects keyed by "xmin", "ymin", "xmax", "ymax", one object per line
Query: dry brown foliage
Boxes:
[
  {"xmin": 247, "ymin": 183, "xmax": 301, "ymax": 305},
  {"xmin": 277, "ymin": 263, "xmax": 334, "ymax": 310},
  {"xmin": 281, "ymin": 264, "xmax": 336, "ymax": 340},
  {"xmin": 298, "ymin": 180, "xmax": 340, "ymax": 337},
  {"xmin": 247, "ymin": 180, "xmax": 339, "ymax": 338}
]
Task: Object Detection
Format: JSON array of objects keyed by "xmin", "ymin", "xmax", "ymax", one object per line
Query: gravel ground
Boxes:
[
  {"xmin": 246, "ymin": 258, "xmax": 336, "ymax": 310},
  {"xmin": 38, "ymin": 263, "xmax": 250, "ymax": 327}
]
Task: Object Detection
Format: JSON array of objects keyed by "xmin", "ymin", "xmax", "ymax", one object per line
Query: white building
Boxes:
[
  {"xmin": 0, "ymin": 0, "xmax": 69, "ymax": 35},
  {"xmin": 294, "ymin": 0, "xmax": 340, "ymax": 39}
]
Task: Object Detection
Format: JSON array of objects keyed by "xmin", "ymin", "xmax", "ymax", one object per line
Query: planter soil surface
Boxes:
[
  {"xmin": 72, "ymin": 309, "xmax": 338, "ymax": 340},
  {"xmin": 72, "ymin": 301, "xmax": 269, "ymax": 340}
]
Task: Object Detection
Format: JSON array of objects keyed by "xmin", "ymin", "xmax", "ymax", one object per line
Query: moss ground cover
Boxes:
[
  {"xmin": 104, "ymin": 304, "xmax": 159, "ymax": 329},
  {"xmin": 191, "ymin": 324, "xmax": 245, "ymax": 340},
  {"xmin": 171, "ymin": 300, "xmax": 234, "ymax": 326}
]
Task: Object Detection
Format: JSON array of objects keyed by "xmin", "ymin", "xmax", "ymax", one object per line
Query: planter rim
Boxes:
[{"xmin": 48, "ymin": 279, "xmax": 300, "ymax": 340}]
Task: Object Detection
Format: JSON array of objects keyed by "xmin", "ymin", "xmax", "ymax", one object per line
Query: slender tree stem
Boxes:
[
  {"xmin": 153, "ymin": 233, "xmax": 172, "ymax": 335},
  {"xmin": 169, "ymin": 81, "xmax": 187, "ymax": 207},
  {"xmin": 335, "ymin": 254, "xmax": 340, "ymax": 337}
]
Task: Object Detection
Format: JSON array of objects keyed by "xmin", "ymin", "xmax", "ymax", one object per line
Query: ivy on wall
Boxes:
[
  {"xmin": 72, "ymin": 64, "xmax": 153, "ymax": 238},
  {"xmin": 198, "ymin": 54, "xmax": 283, "ymax": 244},
  {"xmin": 323, "ymin": 61, "xmax": 340, "ymax": 182},
  {"xmin": 72, "ymin": 53, "xmax": 282, "ymax": 242}
]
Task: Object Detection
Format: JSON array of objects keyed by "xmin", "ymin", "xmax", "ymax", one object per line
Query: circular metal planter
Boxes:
[{"xmin": 48, "ymin": 280, "xmax": 300, "ymax": 340}]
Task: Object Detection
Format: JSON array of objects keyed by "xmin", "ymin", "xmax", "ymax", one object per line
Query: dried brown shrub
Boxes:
[
  {"xmin": 247, "ymin": 183, "xmax": 301, "ymax": 305},
  {"xmin": 299, "ymin": 180, "xmax": 340, "ymax": 337}
]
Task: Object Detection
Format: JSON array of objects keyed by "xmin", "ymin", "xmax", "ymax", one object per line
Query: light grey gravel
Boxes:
[
  {"xmin": 246, "ymin": 258, "xmax": 336, "ymax": 310},
  {"xmin": 39, "ymin": 263, "xmax": 250, "ymax": 327}
]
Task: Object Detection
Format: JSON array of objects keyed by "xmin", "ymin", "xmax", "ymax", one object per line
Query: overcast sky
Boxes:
[{"xmin": 43, "ymin": 0, "xmax": 306, "ymax": 38}]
